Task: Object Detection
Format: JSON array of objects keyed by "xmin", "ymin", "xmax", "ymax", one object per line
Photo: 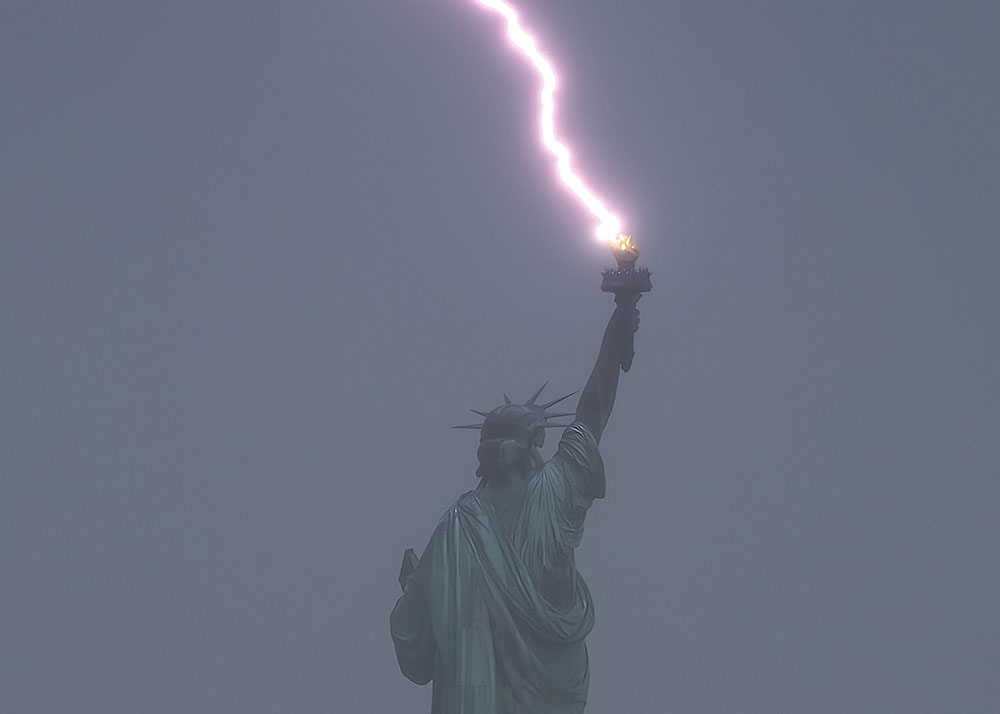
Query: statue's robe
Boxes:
[{"xmin": 391, "ymin": 423, "xmax": 605, "ymax": 714}]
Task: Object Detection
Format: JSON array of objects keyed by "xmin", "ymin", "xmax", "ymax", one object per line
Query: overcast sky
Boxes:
[{"xmin": 2, "ymin": 1, "xmax": 998, "ymax": 712}]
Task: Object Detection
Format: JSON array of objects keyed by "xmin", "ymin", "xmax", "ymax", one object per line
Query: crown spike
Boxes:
[
  {"xmin": 503, "ymin": 393, "xmax": 512, "ymax": 405},
  {"xmin": 453, "ymin": 423, "xmax": 485, "ymax": 430},
  {"xmin": 525, "ymin": 381, "xmax": 549, "ymax": 406},
  {"xmin": 543, "ymin": 412, "xmax": 575, "ymax": 419},
  {"xmin": 540, "ymin": 391, "xmax": 578, "ymax": 410},
  {"xmin": 470, "ymin": 409, "xmax": 491, "ymax": 417},
  {"xmin": 543, "ymin": 423, "xmax": 572, "ymax": 428}
]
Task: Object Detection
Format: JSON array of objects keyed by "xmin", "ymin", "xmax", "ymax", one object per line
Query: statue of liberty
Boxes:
[{"xmin": 391, "ymin": 239, "xmax": 648, "ymax": 714}]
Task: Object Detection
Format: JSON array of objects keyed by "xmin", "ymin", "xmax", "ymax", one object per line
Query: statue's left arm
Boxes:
[
  {"xmin": 390, "ymin": 547, "xmax": 436, "ymax": 685},
  {"xmin": 575, "ymin": 294, "xmax": 641, "ymax": 444}
]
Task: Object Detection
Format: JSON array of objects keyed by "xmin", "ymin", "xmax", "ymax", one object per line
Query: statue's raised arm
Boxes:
[
  {"xmin": 577, "ymin": 234, "xmax": 651, "ymax": 442},
  {"xmin": 575, "ymin": 293, "xmax": 641, "ymax": 443}
]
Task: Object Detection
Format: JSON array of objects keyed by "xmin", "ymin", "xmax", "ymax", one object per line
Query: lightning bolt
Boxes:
[{"xmin": 467, "ymin": 0, "xmax": 623, "ymax": 243}]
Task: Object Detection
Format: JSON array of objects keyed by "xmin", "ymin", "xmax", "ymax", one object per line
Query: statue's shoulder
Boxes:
[
  {"xmin": 434, "ymin": 490, "xmax": 483, "ymax": 527},
  {"xmin": 543, "ymin": 422, "xmax": 606, "ymax": 502},
  {"xmin": 454, "ymin": 490, "xmax": 483, "ymax": 516}
]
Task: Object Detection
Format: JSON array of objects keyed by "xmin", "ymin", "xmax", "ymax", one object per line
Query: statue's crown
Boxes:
[{"xmin": 453, "ymin": 382, "xmax": 576, "ymax": 442}]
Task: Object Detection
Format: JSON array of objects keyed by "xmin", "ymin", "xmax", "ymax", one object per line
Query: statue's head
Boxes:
[
  {"xmin": 453, "ymin": 383, "xmax": 577, "ymax": 481},
  {"xmin": 481, "ymin": 403, "xmax": 547, "ymax": 447},
  {"xmin": 476, "ymin": 404, "xmax": 547, "ymax": 479}
]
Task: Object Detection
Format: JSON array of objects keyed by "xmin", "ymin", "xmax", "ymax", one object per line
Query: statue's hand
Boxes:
[
  {"xmin": 613, "ymin": 293, "xmax": 641, "ymax": 335},
  {"xmin": 611, "ymin": 293, "xmax": 641, "ymax": 373}
]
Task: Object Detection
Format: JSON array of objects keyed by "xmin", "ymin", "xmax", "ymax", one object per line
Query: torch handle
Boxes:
[
  {"xmin": 615, "ymin": 291, "xmax": 640, "ymax": 373},
  {"xmin": 622, "ymin": 330, "xmax": 636, "ymax": 373}
]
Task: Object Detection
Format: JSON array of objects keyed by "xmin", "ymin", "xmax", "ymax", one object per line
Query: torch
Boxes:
[{"xmin": 601, "ymin": 234, "xmax": 652, "ymax": 372}]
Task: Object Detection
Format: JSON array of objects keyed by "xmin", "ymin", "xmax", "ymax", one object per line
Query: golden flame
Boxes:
[
  {"xmin": 612, "ymin": 233, "xmax": 633, "ymax": 250},
  {"xmin": 609, "ymin": 233, "xmax": 640, "ymax": 263}
]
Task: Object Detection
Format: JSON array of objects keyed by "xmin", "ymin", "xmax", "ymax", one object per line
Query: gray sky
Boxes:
[{"xmin": 2, "ymin": 1, "xmax": 998, "ymax": 712}]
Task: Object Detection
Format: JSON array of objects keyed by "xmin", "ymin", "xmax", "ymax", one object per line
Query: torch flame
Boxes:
[
  {"xmin": 612, "ymin": 233, "xmax": 633, "ymax": 251},
  {"xmin": 468, "ymin": 0, "xmax": 624, "ymax": 243},
  {"xmin": 610, "ymin": 232, "xmax": 640, "ymax": 262}
]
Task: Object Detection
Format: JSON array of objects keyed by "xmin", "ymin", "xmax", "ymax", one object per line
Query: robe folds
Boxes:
[{"xmin": 391, "ymin": 423, "xmax": 605, "ymax": 714}]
